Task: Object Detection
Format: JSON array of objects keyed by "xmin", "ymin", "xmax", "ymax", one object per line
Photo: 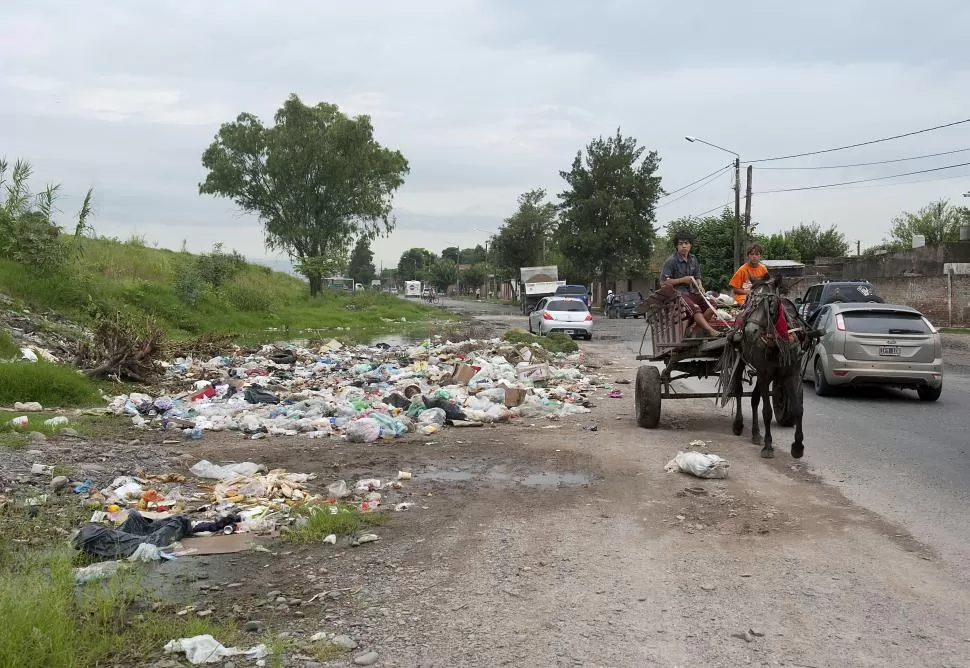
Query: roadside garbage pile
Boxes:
[
  {"xmin": 104, "ymin": 338, "xmax": 597, "ymax": 442},
  {"xmin": 66, "ymin": 458, "xmax": 412, "ymax": 573}
]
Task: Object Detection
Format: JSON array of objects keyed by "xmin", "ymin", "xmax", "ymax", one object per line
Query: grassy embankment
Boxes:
[{"xmin": 0, "ymin": 236, "xmax": 453, "ymax": 342}]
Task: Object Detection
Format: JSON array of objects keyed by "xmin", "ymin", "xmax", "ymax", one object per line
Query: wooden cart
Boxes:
[{"xmin": 633, "ymin": 284, "xmax": 744, "ymax": 428}]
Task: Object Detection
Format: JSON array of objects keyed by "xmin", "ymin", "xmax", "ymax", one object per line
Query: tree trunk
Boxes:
[{"xmin": 308, "ymin": 273, "xmax": 323, "ymax": 297}]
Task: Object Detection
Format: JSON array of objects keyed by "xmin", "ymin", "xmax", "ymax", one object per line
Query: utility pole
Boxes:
[
  {"xmin": 743, "ymin": 165, "xmax": 753, "ymax": 254},
  {"xmin": 857, "ymin": 240, "xmax": 861, "ymax": 256},
  {"xmin": 733, "ymin": 158, "xmax": 742, "ymax": 268}
]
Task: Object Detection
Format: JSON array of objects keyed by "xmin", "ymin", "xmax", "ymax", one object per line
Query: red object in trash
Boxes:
[{"xmin": 191, "ymin": 385, "xmax": 216, "ymax": 401}]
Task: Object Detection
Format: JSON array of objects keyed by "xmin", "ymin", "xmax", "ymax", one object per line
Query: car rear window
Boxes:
[
  {"xmin": 842, "ymin": 311, "xmax": 931, "ymax": 334},
  {"xmin": 547, "ymin": 300, "xmax": 588, "ymax": 312},
  {"xmin": 827, "ymin": 284, "xmax": 878, "ymax": 303}
]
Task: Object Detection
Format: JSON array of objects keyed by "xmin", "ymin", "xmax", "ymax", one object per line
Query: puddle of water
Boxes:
[
  {"xmin": 520, "ymin": 472, "xmax": 591, "ymax": 487},
  {"xmin": 420, "ymin": 467, "xmax": 590, "ymax": 488},
  {"xmin": 418, "ymin": 470, "xmax": 477, "ymax": 482}
]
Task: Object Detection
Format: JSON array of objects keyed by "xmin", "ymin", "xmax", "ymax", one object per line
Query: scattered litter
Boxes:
[
  {"xmin": 189, "ymin": 460, "xmax": 267, "ymax": 480},
  {"xmin": 163, "ymin": 634, "xmax": 269, "ymax": 665},
  {"xmin": 13, "ymin": 400, "xmax": 42, "ymax": 411},
  {"xmin": 74, "ymin": 560, "xmax": 123, "ymax": 584},
  {"xmin": 689, "ymin": 439, "xmax": 706, "ymax": 447},
  {"xmin": 664, "ymin": 452, "xmax": 730, "ymax": 479},
  {"xmin": 608, "ymin": 389, "xmax": 623, "ymax": 398},
  {"xmin": 323, "ymin": 534, "xmax": 337, "ymax": 544},
  {"xmin": 43, "ymin": 416, "xmax": 69, "ymax": 428}
]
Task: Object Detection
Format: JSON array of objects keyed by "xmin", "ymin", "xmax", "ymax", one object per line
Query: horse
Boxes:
[{"xmin": 719, "ymin": 274, "xmax": 818, "ymax": 459}]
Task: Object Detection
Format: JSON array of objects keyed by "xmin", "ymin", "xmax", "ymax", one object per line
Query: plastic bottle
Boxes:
[{"xmin": 190, "ymin": 428, "xmax": 203, "ymax": 440}]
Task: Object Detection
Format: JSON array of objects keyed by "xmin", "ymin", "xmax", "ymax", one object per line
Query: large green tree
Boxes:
[
  {"xmin": 664, "ymin": 208, "xmax": 738, "ymax": 289},
  {"xmin": 557, "ymin": 130, "xmax": 662, "ymax": 288},
  {"xmin": 491, "ymin": 189, "xmax": 558, "ymax": 278},
  {"xmin": 888, "ymin": 198, "xmax": 969, "ymax": 248},
  {"xmin": 397, "ymin": 247, "xmax": 436, "ymax": 281},
  {"xmin": 782, "ymin": 222, "xmax": 849, "ymax": 264},
  {"xmin": 199, "ymin": 94, "xmax": 409, "ymax": 296},
  {"xmin": 428, "ymin": 259, "xmax": 459, "ymax": 291},
  {"xmin": 347, "ymin": 236, "xmax": 376, "ymax": 286},
  {"xmin": 460, "ymin": 263, "xmax": 487, "ymax": 292}
]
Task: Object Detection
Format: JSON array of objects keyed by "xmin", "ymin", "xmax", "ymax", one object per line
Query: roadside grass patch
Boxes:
[
  {"xmin": 285, "ymin": 503, "xmax": 389, "ymax": 544},
  {"xmin": 0, "ymin": 361, "xmax": 103, "ymax": 407},
  {"xmin": 502, "ymin": 329, "xmax": 579, "ymax": 354},
  {"xmin": 0, "ymin": 547, "xmax": 240, "ymax": 668}
]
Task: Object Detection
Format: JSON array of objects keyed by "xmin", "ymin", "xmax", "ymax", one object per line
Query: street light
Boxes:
[
  {"xmin": 471, "ymin": 227, "xmax": 494, "ymax": 298},
  {"xmin": 685, "ymin": 135, "xmax": 743, "ymax": 267}
]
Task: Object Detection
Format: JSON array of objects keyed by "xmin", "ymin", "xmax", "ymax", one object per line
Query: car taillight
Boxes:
[
  {"xmin": 922, "ymin": 316, "xmax": 938, "ymax": 333},
  {"xmin": 585, "ymin": 313, "xmax": 593, "ymax": 321},
  {"xmin": 835, "ymin": 314, "xmax": 845, "ymax": 331},
  {"xmin": 542, "ymin": 312, "xmax": 554, "ymax": 320}
]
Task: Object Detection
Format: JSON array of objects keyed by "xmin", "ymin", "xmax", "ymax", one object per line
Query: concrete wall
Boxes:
[{"xmin": 808, "ymin": 241, "xmax": 970, "ymax": 326}]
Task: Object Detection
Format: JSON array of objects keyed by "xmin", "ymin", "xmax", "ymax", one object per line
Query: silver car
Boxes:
[
  {"xmin": 802, "ymin": 303, "xmax": 943, "ymax": 401},
  {"xmin": 528, "ymin": 297, "xmax": 594, "ymax": 340}
]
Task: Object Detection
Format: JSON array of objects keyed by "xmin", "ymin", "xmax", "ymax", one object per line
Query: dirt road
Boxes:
[{"xmin": 161, "ymin": 307, "xmax": 970, "ymax": 666}]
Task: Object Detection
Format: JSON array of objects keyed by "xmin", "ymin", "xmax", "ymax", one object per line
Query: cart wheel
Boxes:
[
  {"xmin": 635, "ymin": 365, "xmax": 662, "ymax": 429},
  {"xmin": 772, "ymin": 375, "xmax": 801, "ymax": 427}
]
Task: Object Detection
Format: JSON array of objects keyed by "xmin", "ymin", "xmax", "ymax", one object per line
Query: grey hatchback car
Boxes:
[{"xmin": 802, "ymin": 303, "xmax": 943, "ymax": 401}]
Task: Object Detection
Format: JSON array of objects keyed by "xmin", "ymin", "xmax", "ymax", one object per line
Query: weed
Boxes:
[
  {"xmin": 0, "ymin": 410, "xmax": 119, "ymax": 441},
  {"xmin": 0, "ymin": 329, "xmax": 19, "ymax": 358},
  {"xmin": 285, "ymin": 503, "xmax": 389, "ymax": 544},
  {"xmin": 0, "ymin": 361, "xmax": 103, "ymax": 407},
  {"xmin": 0, "ymin": 546, "xmax": 239, "ymax": 668},
  {"xmin": 501, "ymin": 329, "xmax": 578, "ymax": 354}
]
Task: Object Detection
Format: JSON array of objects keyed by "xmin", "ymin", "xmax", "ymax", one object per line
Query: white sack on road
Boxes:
[{"xmin": 664, "ymin": 451, "xmax": 729, "ymax": 479}]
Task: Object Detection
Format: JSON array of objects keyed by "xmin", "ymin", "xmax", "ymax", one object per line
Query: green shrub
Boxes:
[
  {"xmin": 502, "ymin": 329, "xmax": 578, "ymax": 353},
  {"xmin": 0, "ymin": 329, "xmax": 18, "ymax": 358},
  {"xmin": 0, "ymin": 361, "xmax": 103, "ymax": 407},
  {"xmin": 218, "ymin": 283, "xmax": 272, "ymax": 312}
]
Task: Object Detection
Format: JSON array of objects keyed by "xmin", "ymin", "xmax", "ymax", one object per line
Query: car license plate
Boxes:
[{"xmin": 879, "ymin": 346, "xmax": 901, "ymax": 356}]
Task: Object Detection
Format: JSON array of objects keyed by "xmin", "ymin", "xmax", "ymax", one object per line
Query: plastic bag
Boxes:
[
  {"xmin": 417, "ymin": 408, "xmax": 446, "ymax": 426},
  {"xmin": 327, "ymin": 480, "xmax": 350, "ymax": 498},
  {"xmin": 369, "ymin": 412, "xmax": 407, "ymax": 437},
  {"xmin": 72, "ymin": 510, "xmax": 191, "ymax": 558},
  {"xmin": 663, "ymin": 451, "xmax": 729, "ymax": 479},
  {"xmin": 346, "ymin": 418, "xmax": 381, "ymax": 443},
  {"xmin": 163, "ymin": 634, "xmax": 269, "ymax": 665},
  {"xmin": 189, "ymin": 460, "xmax": 266, "ymax": 480}
]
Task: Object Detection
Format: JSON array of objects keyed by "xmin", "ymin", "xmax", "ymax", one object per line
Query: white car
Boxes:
[{"xmin": 528, "ymin": 297, "xmax": 593, "ymax": 340}]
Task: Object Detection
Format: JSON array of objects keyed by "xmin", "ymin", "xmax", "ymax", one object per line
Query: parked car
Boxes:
[
  {"xmin": 802, "ymin": 302, "xmax": 943, "ymax": 401},
  {"xmin": 796, "ymin": 280, "xmax": 882, "ymax": 321},
  {"xmin": 607, "ymin": 291, "xmax": 644, "ymax": 319},
  {"xmin": 554, "ymin": 284, "xmax": 590, "ymax": 307},
  {"xmin": 528, "ymin": 297, "xmax": 593, "ymax": 340}
]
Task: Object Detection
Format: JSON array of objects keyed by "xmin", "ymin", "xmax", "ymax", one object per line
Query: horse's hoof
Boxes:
[
  {"xmin": 751, "ymin": 434, "xmax": 762, "ymax": 446},
  {"xmin": 791, "ymin": 443, "xmax": 805, "ymax": 459},
  {"xmin": 732, "ymin": 423, "xmax": 743, "ymax": 436},
  {"xmin": 760, "ymin": 446, "xmax": 775, "ymax": 458}
]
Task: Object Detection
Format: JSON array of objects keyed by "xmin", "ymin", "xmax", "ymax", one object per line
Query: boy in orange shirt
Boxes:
[{"xmin": 729, "ymin": 244, "xmax": 769, "ymax": 305}]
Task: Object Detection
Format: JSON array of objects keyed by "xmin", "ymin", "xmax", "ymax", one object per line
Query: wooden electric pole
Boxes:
[
  {"xmin": 743, "ymin": 165, "xmax": 753, "ymax": 254},
  {"xmin": 733, "ymin": 158, "xmax": 741, "ymax": 267}
]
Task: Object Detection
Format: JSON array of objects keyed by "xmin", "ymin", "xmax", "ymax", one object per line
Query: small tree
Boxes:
[
  {"xmin": 199, "ymin": 94, "xmax": 409, "ymax": 297},
  {"xmin": 347, "ymin": 237, "xmax": 376, "ymax": 286},
  {"xmin": 889, "ymin": 198, "xmax": 965, "ymax": 248},
  {"xmin": 461, "ymin": 263, "xmax": 487, "ymax": 292}
]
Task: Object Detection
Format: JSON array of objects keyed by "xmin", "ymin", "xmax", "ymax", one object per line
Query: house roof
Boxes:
[{"xmin": 761, "ymin": 259, "xmax": 805, "ymax": 269}]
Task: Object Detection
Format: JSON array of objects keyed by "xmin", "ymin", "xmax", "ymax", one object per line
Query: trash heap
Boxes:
[
  {"xmin": 68, "ymin": 458, "xmax": 413, "ymax": 568},
  {"xmin": 105, "ymin": 338, "xmax": 597, "ymax": 442}
]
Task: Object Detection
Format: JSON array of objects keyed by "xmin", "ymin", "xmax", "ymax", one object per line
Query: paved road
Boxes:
[{"xmin": 442, "ymin": 296, "xmax": 970, "ymax": 571}]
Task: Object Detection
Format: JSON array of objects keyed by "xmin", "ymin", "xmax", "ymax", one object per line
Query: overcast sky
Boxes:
[{"xmin": 3, "ymin": 0, "xmax": 970, "ymax": 272}]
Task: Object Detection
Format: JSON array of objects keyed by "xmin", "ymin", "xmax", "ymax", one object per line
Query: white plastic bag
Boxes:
[
  {"xmin": 346, "ymin": 418, "xmax": 381, "ymax": 443},
  {"xmin": 417, "ymin": 408, "xmax": 446, "ymax": 425},
  {"xmin": 189, "ymin": 460, "xmax": 266, "ymax": 480},
  {"xmin": 327, "ymin": 480, "xmax": 350, "ymax": 498},
  {"xmin": 163, "ymin": 634, "xmax": 269, "ymax": 665},
  {"xmin": 664, "ymin": 451, "xmax": 729, "ymax": 479}
]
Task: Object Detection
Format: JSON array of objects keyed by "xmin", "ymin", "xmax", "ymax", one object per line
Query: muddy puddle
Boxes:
[{"xmin": 419, "ymin": 465, "xmax": 591, "ymax": 488}]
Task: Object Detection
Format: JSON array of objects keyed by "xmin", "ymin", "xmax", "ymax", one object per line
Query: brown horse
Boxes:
[{"xmin": 720, "ymin": 275, "xmax": 818, "ymax": 459}]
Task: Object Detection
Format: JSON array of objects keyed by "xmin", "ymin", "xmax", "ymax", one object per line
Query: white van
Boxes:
[{"xmin": 404, "ymin": 281, "xmax": 421, "ymax": 298}]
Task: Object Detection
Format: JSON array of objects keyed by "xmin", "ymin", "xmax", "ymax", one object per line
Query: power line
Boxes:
[
  {"xmin": 657, "ymin": 166, "xmax": 732, "ymax": 208},
  {"xmin": 747, "ymin": 117, "xmax": 970, "ymax": 164},
  {"xmin": 755, "ymin": 160, "xmax": 970, "ymax": 194},
  {"xmin": 755, "ymin": 147, "xmax": 970, "ymax": 170},
  {"xmin": 660, "ymin": 162, "xmax": 733, "ymax": 198},
  {"xmin": 812, "ymin": 170, "xmax": 970, "ymax": 191}
]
